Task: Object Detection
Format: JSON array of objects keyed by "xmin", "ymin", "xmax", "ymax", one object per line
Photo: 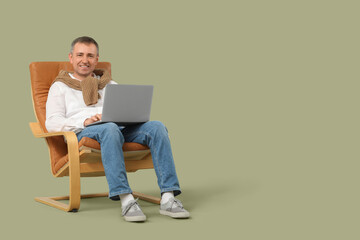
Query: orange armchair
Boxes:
[{"xmin": 29, "ymin": 61, "xmax": 160, "ymax": 212}]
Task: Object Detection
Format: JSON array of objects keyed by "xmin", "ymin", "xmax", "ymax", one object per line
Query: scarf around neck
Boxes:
[{"xmin": 53, "ymin": 69, "xmax": 111, "ymax": 106}]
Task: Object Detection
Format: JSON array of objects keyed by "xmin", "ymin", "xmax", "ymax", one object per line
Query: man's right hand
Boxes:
[{"xmin": 84, "ymin": 114, "xmax": 102, "ymax": 126}]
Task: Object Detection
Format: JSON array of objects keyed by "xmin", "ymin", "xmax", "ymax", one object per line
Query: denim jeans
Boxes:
[{"xmin": 76, "ymin": 121, "xmax": 181, "ymax": 198}]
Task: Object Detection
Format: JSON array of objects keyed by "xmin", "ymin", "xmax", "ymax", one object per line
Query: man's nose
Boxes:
[{"xmin": 81, "ymin": 56, "xmax": 89, "ymax": 62}]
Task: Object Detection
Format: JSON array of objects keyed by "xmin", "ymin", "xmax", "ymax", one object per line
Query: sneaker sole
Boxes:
[
  {"xmin": 124, "ymin": 215, "xmax": 147, "ymax": 222},
  {"xmin": 159, "ymin": 210, "xmax": 190, "ymax": 218}
]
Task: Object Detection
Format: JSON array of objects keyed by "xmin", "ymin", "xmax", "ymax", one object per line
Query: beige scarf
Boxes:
[{"xmin": 53, "ymin": 69, "xmax": 111, "ymax": 106}]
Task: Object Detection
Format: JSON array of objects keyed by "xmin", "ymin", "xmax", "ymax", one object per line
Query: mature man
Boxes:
[{"xmin": 45, "ymin": 36, "xmax": 189, "ymax": 222}]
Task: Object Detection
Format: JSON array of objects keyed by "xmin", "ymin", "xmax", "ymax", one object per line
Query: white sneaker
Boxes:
[
  {"xmin": 159, "ymin": 198, "xmax": 190, "ymax": 219},
  {"xmin": 122, "ymin": 199, "xmax": 146, "ymax": 222}
]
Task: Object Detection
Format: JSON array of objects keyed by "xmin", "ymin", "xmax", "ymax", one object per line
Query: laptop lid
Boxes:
[{"xmin": 100, "ymin": 84, "xmax": 154, "ymax": 125}]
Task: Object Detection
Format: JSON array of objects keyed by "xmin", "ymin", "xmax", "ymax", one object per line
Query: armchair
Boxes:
[{"xmin": 29, "ymin": 61, "xmax": 160, "ymax": 212}]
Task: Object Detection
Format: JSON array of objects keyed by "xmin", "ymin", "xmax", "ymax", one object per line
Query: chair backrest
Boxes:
[{"xmin": 29, "ymin": 62, "xmax": 111, "ymax": 174}]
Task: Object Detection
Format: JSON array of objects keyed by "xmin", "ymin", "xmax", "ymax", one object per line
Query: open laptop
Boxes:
[{"xmin": 87, "ymin": 84, "xmax": 154, "ymax": 126}]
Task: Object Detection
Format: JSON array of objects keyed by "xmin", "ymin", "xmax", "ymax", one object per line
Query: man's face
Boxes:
[{"xmin": 69, "ymin": 42, "xmax": 99, "ymax": 80}]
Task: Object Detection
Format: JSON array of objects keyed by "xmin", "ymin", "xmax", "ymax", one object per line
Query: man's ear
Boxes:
[
  {"xmin": 68, "ymin": 53, "xmax": 73, "ymax": 63},
  {"xmin": 94, "ymin": 55, "xmax": 99, "ymax": 65}
]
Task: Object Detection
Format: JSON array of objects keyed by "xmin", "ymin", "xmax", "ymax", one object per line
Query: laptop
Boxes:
[{"xmin": 87, "ymin": 84, "xmax": 154, "ymax": 126}]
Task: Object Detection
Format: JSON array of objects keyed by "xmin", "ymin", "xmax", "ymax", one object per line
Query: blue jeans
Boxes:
[{"xmin": 76, "ymin": 121, "xmax": 181, "ymax": 198}]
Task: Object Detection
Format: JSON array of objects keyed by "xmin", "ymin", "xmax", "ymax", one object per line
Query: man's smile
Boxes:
[{"xmin": 79, "ymin": 64, "xmax": 90, "ymax": 71}]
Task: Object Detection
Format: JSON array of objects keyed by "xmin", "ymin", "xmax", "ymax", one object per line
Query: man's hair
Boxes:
[{"xmin": 70, "ymin": 36, "xmax": 99, "ymax": 55}]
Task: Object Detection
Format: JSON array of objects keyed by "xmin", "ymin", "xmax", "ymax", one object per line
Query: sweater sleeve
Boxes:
[{"xmin": 45, "ymin": 83, "xmax": 90, "ymax": 133}]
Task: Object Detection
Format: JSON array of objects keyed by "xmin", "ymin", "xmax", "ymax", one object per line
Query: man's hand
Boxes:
[{"xmin": 84, "ymin": 114, "xmax": 102, "ymax": 126}]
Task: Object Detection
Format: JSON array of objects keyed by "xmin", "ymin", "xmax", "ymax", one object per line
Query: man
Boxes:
[{"xmin": 45, "ymin": 36, "xmax": 190, "ymax": 222}]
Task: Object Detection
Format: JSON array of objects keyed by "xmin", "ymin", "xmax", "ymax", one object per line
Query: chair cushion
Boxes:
[
  {"xmin": 78, "ymin": 137, "xmax": 149, "ymax": 151},
  {"xmin": 54, "ymin": 137, "xmax": 150, "ymax": 174}
]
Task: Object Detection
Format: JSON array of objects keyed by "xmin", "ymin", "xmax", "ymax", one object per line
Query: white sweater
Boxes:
[{"xmin": 45, "ymin": 73, "xmax": 117, "ymax": 133}]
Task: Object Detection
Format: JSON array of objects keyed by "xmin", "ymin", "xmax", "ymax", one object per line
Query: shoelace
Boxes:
[
  {"xmin": 167, "ymin": 198, "xmax": 184, "ymax": 210},
  {"xmin": 122, "ymin": 198, "xmax": 141, "ymax": 216}
]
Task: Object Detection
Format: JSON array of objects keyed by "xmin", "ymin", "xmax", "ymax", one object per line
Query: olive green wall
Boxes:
[{"xmin": 1, "ymin": 0, "xmax": 358, "ymax": 239}]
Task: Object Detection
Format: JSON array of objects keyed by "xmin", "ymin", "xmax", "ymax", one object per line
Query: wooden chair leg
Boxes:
[
  {"xmin": 67, "ymin": 134, "xmax": 81, "ymax": 211},
  {"xmin": 133, "ymin": 191, "xmax": 161, "ymax": 204},
  {"xmin": 35, "ymin": 193, "xmax": 108, "ymax": 212},
  {"xmin": 35, "ymin": 192, "xmax": 160, "ymax": 212}
]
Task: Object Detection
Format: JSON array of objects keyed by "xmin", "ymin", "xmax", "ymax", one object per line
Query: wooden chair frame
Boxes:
[{"xmin": 30, "ymin": 123, "xmax": 160, "ymax": 212}]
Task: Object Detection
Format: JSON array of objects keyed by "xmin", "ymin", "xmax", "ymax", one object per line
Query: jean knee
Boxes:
[
  {"xmin": 101, "ymin": 123, "xmax": 124, "ymax": 142},
  {"xmin": 148, "ymin": 121, "xmax": 168, "ymax": 136}
]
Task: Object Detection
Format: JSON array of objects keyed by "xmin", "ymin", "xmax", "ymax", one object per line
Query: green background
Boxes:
[{"xmin": 1, "ymin": 0, "xmax": 358, "ymax": 239}]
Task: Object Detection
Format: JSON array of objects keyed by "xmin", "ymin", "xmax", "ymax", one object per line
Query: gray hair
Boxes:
[{"xmin": 70, "ymin": 36, "xmax": 99, "ymax": 56}]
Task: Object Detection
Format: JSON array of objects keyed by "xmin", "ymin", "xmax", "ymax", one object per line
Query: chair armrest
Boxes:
[{"xmin": 29, "ymin": 122, "xmax": 78, "ymax": 144}]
